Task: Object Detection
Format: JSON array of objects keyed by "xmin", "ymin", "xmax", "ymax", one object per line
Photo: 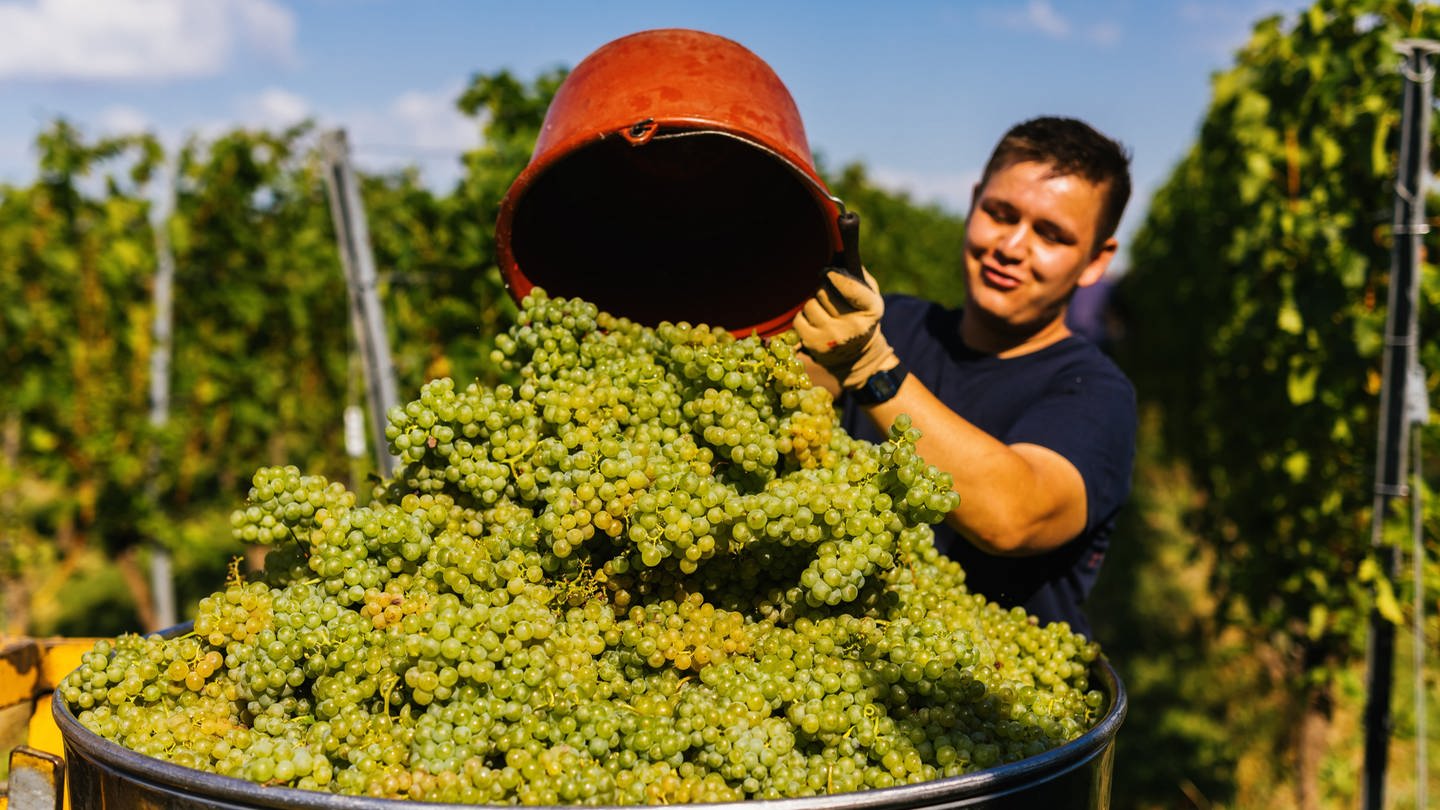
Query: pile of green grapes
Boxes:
[{"xmin": 61, "ymin": 290, "xmax": 1104, "ymax": 804}]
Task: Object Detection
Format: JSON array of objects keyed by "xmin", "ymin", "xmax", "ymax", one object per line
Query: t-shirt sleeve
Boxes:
[{"xmin": 1003, "ymin": 363, "xmax": 1137, "ymax": 536}]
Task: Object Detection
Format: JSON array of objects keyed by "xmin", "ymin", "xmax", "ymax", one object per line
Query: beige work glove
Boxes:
[{"xmin": 793, "ymin": 268, "xmax": 900, "ymax": 391}]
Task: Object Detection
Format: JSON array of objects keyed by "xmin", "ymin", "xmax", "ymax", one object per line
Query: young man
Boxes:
[{"xmin": 794, "ymin": 116, "xmax": 1136, "ymax": 638}]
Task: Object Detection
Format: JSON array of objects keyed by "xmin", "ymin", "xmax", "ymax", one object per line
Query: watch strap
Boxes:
[{"xmin": 850, "ymin": 361, "xmax": 908, "ymax": 405}]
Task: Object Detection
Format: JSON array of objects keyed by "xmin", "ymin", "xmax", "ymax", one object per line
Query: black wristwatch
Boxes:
[{"xmin": 850, "ymin": 362, "xmax": 909, "ymax": 405}]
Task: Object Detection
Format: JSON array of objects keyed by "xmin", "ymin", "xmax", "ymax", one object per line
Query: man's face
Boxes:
[{"xmin": 963, "ymin": 160, "xmax": 1115, "ymax": 336}]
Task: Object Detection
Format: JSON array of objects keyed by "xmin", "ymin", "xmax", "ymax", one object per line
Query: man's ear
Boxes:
[{"xmin": 1077, "ymin": 237, "xmax": 1118, "ymax": 289}]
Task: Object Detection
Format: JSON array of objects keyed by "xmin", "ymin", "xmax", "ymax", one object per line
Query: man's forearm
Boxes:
[{"xmin": 860, "ymin": 375, "xmax": 1087, "ymax": 556}]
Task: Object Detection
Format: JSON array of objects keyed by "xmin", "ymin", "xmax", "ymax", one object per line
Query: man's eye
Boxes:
[
  {"xmin": 984, "ymin": 205, "xmax": 1017, "ymax": 224},
  {"xmin": 1036, "ymin": 225, "xmax": 1073, "ymax": 245}
]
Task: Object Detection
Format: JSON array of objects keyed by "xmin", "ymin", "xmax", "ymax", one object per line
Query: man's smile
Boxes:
[{"xmin": 980, "ymin": 264, "xmax": 1021, "ymax": 290}]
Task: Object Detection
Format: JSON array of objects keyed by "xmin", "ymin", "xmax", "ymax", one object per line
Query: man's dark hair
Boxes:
[{"xmin": 979, "ymin": 116, "xmax": 1132, "ymax": 251}]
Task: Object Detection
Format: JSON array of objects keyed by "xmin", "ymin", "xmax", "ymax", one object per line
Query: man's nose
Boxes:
[{"xmin": 996, "ymin": 223, "xmax": 1029, "ymax": 259}]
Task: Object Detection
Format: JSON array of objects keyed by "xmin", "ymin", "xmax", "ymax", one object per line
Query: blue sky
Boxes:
[{"xmin": 0, "ymin": 0, "xmax": 1310, "ymax": 259}]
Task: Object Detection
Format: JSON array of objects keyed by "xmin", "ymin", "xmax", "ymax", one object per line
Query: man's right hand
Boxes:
[{"xmin": 793, "ymin": 267, "xmax": 899, "ymax": 391}]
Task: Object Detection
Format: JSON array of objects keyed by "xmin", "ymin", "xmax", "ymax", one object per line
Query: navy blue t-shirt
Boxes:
[{"xmin": 840, "ymin": 295, "xmax": 1137, "ymax": 637}]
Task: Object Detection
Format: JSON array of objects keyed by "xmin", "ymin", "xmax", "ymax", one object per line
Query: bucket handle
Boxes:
[{"xmin": 622, "ymin": 118, "xmax": 659, "ymax": 145}]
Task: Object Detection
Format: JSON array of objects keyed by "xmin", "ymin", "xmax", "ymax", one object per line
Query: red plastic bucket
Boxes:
[{"xmin": 495, "ymin": 29, "xmax": 843, "ymax": 337}]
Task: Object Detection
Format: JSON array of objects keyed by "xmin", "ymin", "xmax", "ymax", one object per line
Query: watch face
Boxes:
[
  {"xmin": 859, "ymin": 366, "xmax": 906, "ymax": 404},
  {"xmin": 871, "ymin": 374, "xmax": 899, "ymax": 399}
]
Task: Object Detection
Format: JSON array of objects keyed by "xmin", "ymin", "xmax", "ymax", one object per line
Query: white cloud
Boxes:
[
  {"xmin": 983, "ymin": 1, "xmax": 1122, "ymax": 47},
  {"xmin": 233, "ymin": 0, "xmax": 296, "ymax": 63},
  {"xmin": 383, "ymin": 86, "xmax": 476, "ymax": 152},
  {"xmin": 0, "ymin": 0, "xmax": 297, "ymax": 81},
  {"xmin": 0, "ymin": 78, "xmax": 477, "ymax": 192},
  {"xmin": 241, "ymin": 87, "xmax": 312, "ymax": 128},
  {"xmin": 1023, "ymin": 0, "xmax": 1071, "ymax": 38},
  {"xmin": 337, "ymin": 83, "xmax": 478, "ymax": 187},
  {"xmin": 182, "ymin": 82, "xmax": 474, "ymax": 189},
  {"xmin": 97, "ymin": 105, "xmax": 152, "ymax": 136}
]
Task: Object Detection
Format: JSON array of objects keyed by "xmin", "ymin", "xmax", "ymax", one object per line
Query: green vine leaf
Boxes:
[{"xmin": 1116, "ymin": 0, "xmax": 1440, "ymax": 689}]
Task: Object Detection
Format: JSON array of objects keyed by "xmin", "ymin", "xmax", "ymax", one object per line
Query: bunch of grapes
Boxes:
[{"xmin": 61, "ymin": 290, "xmax": 1105, "ymax": 804}]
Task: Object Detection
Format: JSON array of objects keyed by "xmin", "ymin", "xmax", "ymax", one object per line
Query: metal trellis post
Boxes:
[
  {"xmin": 146, "ymin": 162, "xmax": 178, "ymax": 630},
  {"xmin": 1361, "ymin": 38, "xmax": 1439, "ymax": 810},
  {"xmin": 321, "ymin": 129, "xmax": 400, "ymax": 480}
]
